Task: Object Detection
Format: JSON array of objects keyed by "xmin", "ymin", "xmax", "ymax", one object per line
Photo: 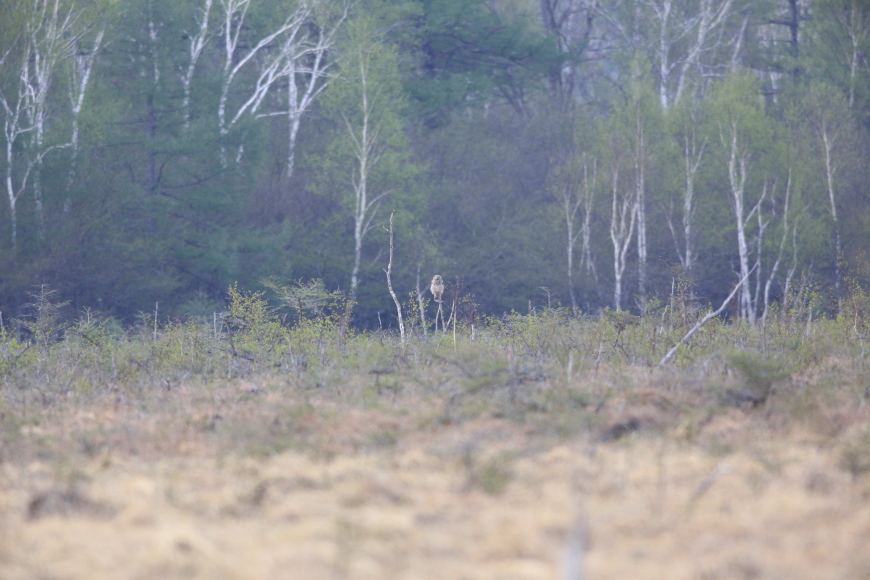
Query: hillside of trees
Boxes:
[{"xmin": 1, "ymin": 0, "xmax": 868, "ymax": 326}]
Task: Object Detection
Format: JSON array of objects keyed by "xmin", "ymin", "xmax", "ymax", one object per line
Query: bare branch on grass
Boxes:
[{"xmin": 658, "ymin": 265, "xmax": 756, "ymax": 367}]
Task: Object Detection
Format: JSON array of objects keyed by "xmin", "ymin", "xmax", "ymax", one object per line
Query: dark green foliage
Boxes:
[{"xmin": 0, "ymin": 0, "xmax": 868, "ymax": 327}]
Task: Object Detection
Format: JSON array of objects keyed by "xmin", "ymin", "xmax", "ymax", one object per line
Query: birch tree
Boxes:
[
  {"xmin": 609, "ymin": 162, "xmax": 637, "ymax": 312},
  {"xmin": 595, "ymin": 0, "xmax": 746, "ymax": 108},
  {"xmin": 550, "ymin": 150, "xmax": 596, "ymax": 316},
  {"xmin": 324, "ymin": 7, "xmax": 411, "ymax": 303},
  {"xmin": 711, "ymin": 74, "xmax": 774, "ymax": 323},
  {"xmin": 598, "ymin": 118, "xmax": 637, "ymax": 311},
  {"xmin": 627, "ymin": 73, "xmax": 662, "ymax": 300},
  {"xmin": 666, "ymin": 99, "xmax": 706, "ymax": 277},
  {"xmin": 64, "ymin": 20, "xmax": 104, "ymax": 208},
  {"xmin": 215, "ymin": 0, "xmax": 311, "ymax": 166},
  {"xmin": 604, "ymin": 68, "xmax": 659, "ymax": 305},
  {"xmin": 807, "ymin": 0, "xmax": 870, "ymax": 112},
  {"xmin": 759, "ymin": 172, "xmax": 798, "ymax": 321},
  {"xmin": 282, "ymin": 0, "xmax": 349, "ymax": 180},
  {"xmin": 800, "ymin": 82, "xmax": 854, "ymax": 309},
  {"xmin": 180, "ymin": 0, "xmax": 213, "ymax": 134},
  {"xmin": 0, "ymin": 0, "xmax": 78, "ymax": 245},
  {"xmin": 640, "ymin": 0, "xmax": 739, "ymax": 107},
  {"xmin": 537, "ymin": 0, "xmax": 596, "ymax": 109}
]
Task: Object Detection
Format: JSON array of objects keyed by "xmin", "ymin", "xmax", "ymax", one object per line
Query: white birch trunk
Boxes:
[
  {"xmin": 556, "ymin": 153, "xmax": 595, "ymax": 316},
  {"xmin": 0, "ymin": 0, "xmax": 76, "ymax": 244},
  {"xmin": 634, "ymin": 107, "xmax": 647, "ymax": 298},
  {"xmin": 181, "ymin": 0, "xmax": 213, "ymax": 134},
  {"xmin": 565, "ymin": 199, "xmax": 577, "ymax": 314},
  {"xmin": 345, "ymin": 47, "xmax": 391, "ymax": 303},
  {"xmin": 216, "ymin": 0, "xmax": 313, "ymax": 168},
  {"xmin": 146, "ymin": 2, "xmax": 161, "ymax": 193},
  {"xmin": 820, "ymin": 120, "xmax": 842, "ymax": 306},
  {"xmin": 849, "ymin": 22, "xmax": 859, "ymax": 109},
  {"xmin": 384, "ymin": 212, "xmax": 405, "ymax": 344},
  {"xmin": 65, "ymin": 25, "xmax": 104, "ymax": 207},
  {"xmin": 581, "ymin": 160, "xmax": 597, "ymax": 284},
  {"xmin": 640, "ymin": 0, "xmax": 735, "ymax": 107},
  {"xmin": 762, "ymin": 172, "xmax": 793, "ymax": 321},
  {"xmin": 26, "ymin": 0, "xmax": 76, "ymax": 240},
  {"xmin": 668, "ymin": 123, "xmax": 705, "ymax": 275},
  {"xmin": 284, "ymin": 6, "xmax": 348, "ymax": 180},
  {"xmin": 722, "ymin": 117, "xmax": 754, "ymax": 323},
  {"xmin": 730, "ymin": 14, "xmax": 749, "ymax": 70},
  {"xmin": 1, "ymin": 60, "xmax": 29, "ymax": 245},
  {"xmin": 752, "ymin": 183, "xmax": 771, "ymax": 314},
  {"xmin": 655, "ymin": 0, "xmax": 673, "ymax": 109},
  {"xmin": 609, "ymin": 165, "xmax": 638, "ymax": 311},
  {"xmin": 842, "ymin": 2, "xmax": 870, "ymax": 111},
  {"xmin": 416, "ymin": 263, "xmax": 428, "ymax": 336},
  {"xmin": 4, "ymin": 135, "xmax": 20, "ymax": 246}
]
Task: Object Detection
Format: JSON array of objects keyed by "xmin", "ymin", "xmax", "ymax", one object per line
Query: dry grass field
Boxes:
[{"xmin": 1, "ymin": 287, "xmax": 870, "ymax": 579}]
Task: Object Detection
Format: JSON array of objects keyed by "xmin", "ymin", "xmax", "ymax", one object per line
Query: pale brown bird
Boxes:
[{"xmin": 430, "ymin": 275, "xmax": 444, "ymax": 303}]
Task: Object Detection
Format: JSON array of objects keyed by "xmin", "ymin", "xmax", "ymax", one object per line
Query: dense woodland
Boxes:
[{"xmin": 1, "ymin": 0, "xmax": 869, "ymax": 327}]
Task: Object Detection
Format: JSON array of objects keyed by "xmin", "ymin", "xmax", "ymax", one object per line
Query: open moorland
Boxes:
[{"xmin": 1, "ymin": 285, "xmax": 870, "ymax": 580}]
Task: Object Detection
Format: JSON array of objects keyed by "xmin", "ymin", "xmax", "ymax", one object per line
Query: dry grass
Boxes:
[
  {"xmin": 1, "ymin": 289, "xmax": 869, "ymax": 579},
  {"xmin": 1, "ymin": 349, "xmax": 870, "ymax": 579}
]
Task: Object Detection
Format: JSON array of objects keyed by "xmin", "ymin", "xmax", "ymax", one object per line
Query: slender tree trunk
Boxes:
[
  {"xmin": 821, "ymin": 122, "xmax": 842, "ymax": 308},
  {"xmin": 147, "ymin": 93, "xmax": 158, "ymax": 193},
  {"xmin": 216, "ymin": 0, "xmax": 316, "ymax": 169},
  {"xmin": 66, "ymin": 26, "xmax": 104, "ymax": 210},
  {"xmin": 682, "ymin": 134, "xmax": 701, "ymax": 274},
  {"xmin": 345, "ymin": 43, "xmax": 394, "ymax": 305},
  {"xmin": 349, "ymin": 83, "xmax": 370, "ymax": 303},
  {"xmin": 147, "ymin": 2, "xmax": 161, "ymax": 190},
  {"xmin": 182, "ymin": 0, "xmax": 212, "ymax": 134},
  {"xmin": 581, "ymin": 160, "xmax": 597, "ymax": 284},
  {"xmin": 675, "ymin": 120, "xmax": 706, "ymax": 278},
  {"xmin": 609, "ymin": 166, "xmax": 637, "ymax": 311},
  {"xmin": 285, "ymin": 29, "xmax": 341, "ymax": 182},
  {"xmin": 566, "ymin": 213, "xmax": 576, "ymax": 314},
  {"xmin": 287, "ymin": 69, "xmax": 301, "ymax": 180},
  {"xmin": 656, "ymin": 0, "xmax": 673, "ymax": 108},
  {"xmin": 0, "ymin": 0, "xmax": 77, "ymax": 244},
  {"xmin": 752, "ymin": 183, "xmax": 771, "ymax": 313},
  {"xmin": 846, "ymin": 3, "xmax": 866, "ymax": 110},
  {"xmin": 2, "ymin": 85, "xmax": 26, "ymax": 247},
  {"xmin": 724, "ymin": 120, "xmax": 754, "ymax": 323},
  {"xmin": 416, "ymin": 263, "xmax": 427, "ymax": 336},
  {"xmin": 762, "ymin": 172, "xmax": 792, "ymax": 321},
  {"xmin": 635, "ymin": 108, "xmax": 647, "ymax": 299},
  {"xmin": 351, "ymin": 217, "xmax": 364, "ymax": 303},
  {"xmin": 384, "ymin": 212, "xmax": 405, "ymax": 344},
  {"xmin": 33, "ymin": 156, "xmax": 44, "ymax": 242},
  {"xmin": 557, "ymin": 153, "xmax": 596, "ymax": 317},
  {"xmin": 5, "ymin": 141, "xmax": 18, "ymax": 247}
]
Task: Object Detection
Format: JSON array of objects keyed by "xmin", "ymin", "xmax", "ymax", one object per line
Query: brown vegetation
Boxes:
[{"xmin": 1, "ymin": 286, "xmax": 869, "ymax": 579}]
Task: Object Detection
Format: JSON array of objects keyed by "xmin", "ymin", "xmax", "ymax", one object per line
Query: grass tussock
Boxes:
[{"xmin": 0, "ymin": 284, "xmax": 869, "ymax": 579}]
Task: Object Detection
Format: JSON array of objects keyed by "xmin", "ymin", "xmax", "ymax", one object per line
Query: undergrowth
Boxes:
[{"xmin": 0, "ymin": 281, "xmax": 868, "ymax": 467}]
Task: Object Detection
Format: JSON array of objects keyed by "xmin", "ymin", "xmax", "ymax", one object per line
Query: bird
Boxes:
[{"xmin": 430, "ymin": 275, "xmax": 445, "ymax": 303}]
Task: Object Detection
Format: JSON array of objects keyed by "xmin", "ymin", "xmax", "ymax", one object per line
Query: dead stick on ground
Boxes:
[{"xmin": 658, "ymin": 265, "xmax": 756, "ymax": 367}]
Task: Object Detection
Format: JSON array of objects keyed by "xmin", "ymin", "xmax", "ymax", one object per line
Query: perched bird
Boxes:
[{"xmin": 430, "ymin": 275, "xmax": 445, "ymax": 303}]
